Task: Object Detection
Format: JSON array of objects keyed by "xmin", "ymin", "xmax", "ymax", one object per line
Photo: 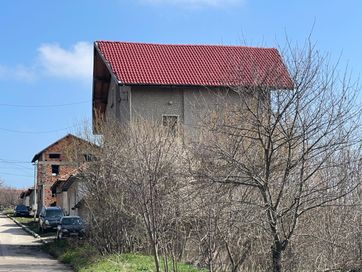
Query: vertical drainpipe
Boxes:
[{"xmin": 33, "ymin": 161, "xmax": 37, "ymax": 221}]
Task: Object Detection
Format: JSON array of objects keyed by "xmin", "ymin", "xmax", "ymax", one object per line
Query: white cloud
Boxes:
[
  {"xmin": 0, "ymin": 64, "xmax": 36, "ymax": 81},
  {"xmin": 142, "ymin": 0, "xmax": 243, "ymax": 8},
  {"xmin": 38, "ymin": 42, "xmax": 93, "ymax": 81},
  {"xmin": 0, "ymin": 41, "xmax": 93, "ymax": 83}
]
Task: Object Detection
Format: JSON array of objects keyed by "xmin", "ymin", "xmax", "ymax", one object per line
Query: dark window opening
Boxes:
[
  {"xmin": 162, "ymin": 115, "xmax": 179, "ymax": 134},
  {"xmin": 51, "ymin": 165, "xmax": 59, "ymax": 176},
  {"xmin": 83, "ymin": 154, "xmax": 95, "ymax": 162},
  {"xmin": 49, "ymin": 153, "xmax": 61, "ymax": 159}
]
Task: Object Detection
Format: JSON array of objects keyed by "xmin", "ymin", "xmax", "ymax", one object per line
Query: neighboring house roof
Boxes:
[
  {"xmin": 51, "ymin": 165, "xmax": 86, "ymax": 193},
  {"xmin": 19, "ymin": 189, "xmax": 31, "ymax": 199},
  {"xmin": 20, "ymin": 191, "xmax": 26, "ymax": 199},
  {"xmin": 62, "ymin": 175, "xmax": 79, "ymax": 192},
  {"xmin": 25, "ymin": 188, "xmax": 34, "ymax": 197},
  {"xmin": 73, "ymin": 198, "xmax": 85, "ymax": 209},
  {"xmin": 20, "ymin": 188, "xmax": 34, "ymax": 199},
  {"xmin": 50, "ymin": 178, "xmax": 67, "ymax": 194},
  {"xmin": 95, "ymin": 41, "xmax": 293, "ymax": 88},
  {"xmin": 50, "ymin": 167, "xmax": 80, "ymax": 193},
  {"xmin": 31, "ymin": 134, "xmax": 90, "ymax": 163}
]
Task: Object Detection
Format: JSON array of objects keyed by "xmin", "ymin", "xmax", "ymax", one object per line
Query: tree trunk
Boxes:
[
  {"xmin": 152, "ymin": 241, "xmax": 161, "ymax": 272},
  {"xmin": 271, "ymin": 241, "xmax": 285, "ymax": 272},
  {"xmin": 272, "ymin": 243, "xmax": 282, "ymax": 272}
]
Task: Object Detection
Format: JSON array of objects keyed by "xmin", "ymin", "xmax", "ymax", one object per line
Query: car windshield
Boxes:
[
  {"xmin": 62, "ymin": 218, "xmax": 82, "ymax": 225},
  {"xmin": 15, "ymin": 205, "xmax": 27, "ymax": 211},
  {"xmin": 46, "ymin": 209, "xmax": 63, "ymax": 217}
]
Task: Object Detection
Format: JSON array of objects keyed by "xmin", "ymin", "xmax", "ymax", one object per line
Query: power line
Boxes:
[
  {"xmin": 0, "ymin": 167, "xmax": 33, "ymax": 176},
  {"xmin": 0, "ymin": 159, "xmax": 33, "ymax": 174},
  {"xmin": 0, "ymin": 159, "xmax": 31, "ymax": 164},
  {"xmin": 0, "ymin": 165, "xmax": 33, "ymax": 171},
  {"xmin": 0, "ymin": 126, "xmax": 75, "ymax": 134},
  {"xmin": 0, "ymin": 172, "xmax": 33, "ymax": 178},
  {"xmin": 0, "ymin": 100, "xmax": 90, "ymax": 108}
]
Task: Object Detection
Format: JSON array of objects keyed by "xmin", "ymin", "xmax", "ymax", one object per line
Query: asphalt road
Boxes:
[{"xmin": 0, "ymin": 214, "xmax": 72, "ymax": 272}]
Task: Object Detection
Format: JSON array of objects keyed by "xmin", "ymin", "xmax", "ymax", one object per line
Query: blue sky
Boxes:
[{"xmin": 1, "ymin": 0, "xmax": 362, "ymax": 188}]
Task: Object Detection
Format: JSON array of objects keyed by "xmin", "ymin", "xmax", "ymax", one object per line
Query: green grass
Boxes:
[
  {"xmin": 11, "ymin": 216, "xmax": 39, "ymax": 233},
  {"xmin": 43, "ymin": 240, "xmax": 206, "ymax": 272},
  {"xmin": 81, "ymin": 254, "xmax": 206, "ymax": 272},
  {"xmin": 15, "ymin": 217, "xmax": 39, "ymax": 234},
  {"xmin": 10, "ymin": 216, "xmax": 54, "ymax": 237},
  {"xmin": 14, "ymin": 216, "xmax": 34, "ymax": 224},
  {"xmin": 2, "ymin": 208, "xmax": 14, "ymax": 215}
]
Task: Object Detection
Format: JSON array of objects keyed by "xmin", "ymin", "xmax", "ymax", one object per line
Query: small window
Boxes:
[
  {"xmin": 51, "ymin": 165, "xmax": 59, "ymax": 176},
  {"xmin": 49, "ymin": 153, "xmax": 60, "ymax": 159},
  {"xmin": 162, "ymin": 115, "xmax": 179, "ymax": 134},
  {"xmin": 83, "ymin": 154, "xmax": 95, "ymax": 162}
]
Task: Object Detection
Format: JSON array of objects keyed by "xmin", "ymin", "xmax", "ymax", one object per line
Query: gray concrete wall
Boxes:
[
  {"xmin": 62, "ymin": 192, "xmax": 69, "ymax": 215},
  {"xmin": 104, "ymin": 83, "xmax": 248, "ymax": 131},
  {"xmin": 130, "ymin": 86, "xmax": 184, "ymax": 123},
  {"xmin": 67, "ymin": 185, "xmax": 77, "ymax": 216},
  {"xmin": 105, "ymin": 78, "xmax": 119, "ymax": 121},
  {"xmin": 24, "ymin": 196, "xmax": 30, "ymax": 207},
  {"xmin": 65, "ymin": 180, "xmax": 87, "ymax": 217},
  {"xmin": 105, "ymin": 82, "xmax": 131, "ymax": 124},
  {"xmin": 118, "ymin": 85, "xmax": 131, "ymax": 123},
  {"xmin": 128, "ymin": 86, "xmax": 241, "ymax": 129}
]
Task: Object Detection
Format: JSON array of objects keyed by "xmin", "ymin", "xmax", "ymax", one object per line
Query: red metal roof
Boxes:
[{"xmin": 95, "ymin": 41, "xmax": 293, "ymax": 89}]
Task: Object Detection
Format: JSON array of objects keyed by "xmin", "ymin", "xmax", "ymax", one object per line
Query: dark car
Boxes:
[
  {"xmin": 38, "ymin": 206, "xmax": 64, "ymax": 232},
  {"xmin": 56, "ymin": 216, "xmax": 85, "ymax": 239},
  {"xmin": 13, "ymin": 205, "xmax": 30, "ymax": 217}
]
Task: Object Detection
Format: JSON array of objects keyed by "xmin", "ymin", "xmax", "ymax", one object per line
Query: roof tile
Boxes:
[{"xmin": 96, "ymin": 41, "xmax": 293, "ymax": 89}]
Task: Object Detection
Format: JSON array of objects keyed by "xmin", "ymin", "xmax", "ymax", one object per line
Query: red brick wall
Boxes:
[{"xmin": 35, "ymin": 135, "xmax": 84, "ymax": 208}]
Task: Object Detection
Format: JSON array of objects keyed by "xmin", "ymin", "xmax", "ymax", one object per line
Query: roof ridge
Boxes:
[
  {"xmin": 31, "ymin": 133, "xmax": 91, "ymax": 163},
  {"xmin": 95, "ymin": 40, "xmax": 277, "ymax": 51}
]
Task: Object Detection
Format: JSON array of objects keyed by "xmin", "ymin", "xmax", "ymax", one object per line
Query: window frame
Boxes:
[
  {"xmin": 162, "ymin": 114, "xmax": 179, "ymax": 134},
  {"xmin": 48, "ymin": 153, "xmax": 61, "ymax": 159},
  {"xmin": 51, "ymin": 164, "xmax": 60, "ymax": 176}
]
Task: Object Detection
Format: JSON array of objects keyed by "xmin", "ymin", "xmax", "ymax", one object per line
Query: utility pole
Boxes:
[{"xmin": 33, "ymin": 162, "xmax": 37, "ymax": 221}]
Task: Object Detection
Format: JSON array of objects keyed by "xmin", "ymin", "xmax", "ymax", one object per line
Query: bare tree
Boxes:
[
  {"xmin": 191, "ymin": 39, "xmax": 362, "ymax": 272},
  {"xmin": 80, "ymin": 119, "xmax": 191, "ymax": 271},
  {"xmin": 0, "ymin": 179, "xmax": 22, "ymax": 209}
]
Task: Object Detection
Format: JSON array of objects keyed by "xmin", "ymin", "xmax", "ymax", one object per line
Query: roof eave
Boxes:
[{"xmin": 93, "ymin": 42, "xmax": 123, "ymax": 133}]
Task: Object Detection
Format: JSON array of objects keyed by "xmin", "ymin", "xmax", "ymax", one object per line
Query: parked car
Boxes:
[
  {"xmin": 13, "ymin": 205, "xmax": 30, "ymax": 217},
  {"xmin": 56, "ymin": 216, "xmax": 85, "ymax": 239},
  {"xmin": 38, "ymin": 206, "xmax": 64, "ymax": 233}
]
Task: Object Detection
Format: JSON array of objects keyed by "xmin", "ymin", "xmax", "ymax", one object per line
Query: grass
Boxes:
[
  {"xmin": 43, "ymin": 239, "xmax": 206, "ymax": 272},
  {"xmin": 15, "ymin": 216, "xmax": 40, "ymax": 233},
  {"xmin": 10, "ymin": 215, "xmax": 55, "ymax": 237},
  {"xmin": 81, "ymin": 254, "xmax": 205, "ymax": 272},
  {"xmin": 10, "ymin": 215, "xmax": 38, "ymax": 233},
  {"xmin": 2, "ymin": 208, "xmax": 14, "ymax": 215},
  {"xmin": 14, "ymin": 216, "xmax": 34, "ymax": 224}
]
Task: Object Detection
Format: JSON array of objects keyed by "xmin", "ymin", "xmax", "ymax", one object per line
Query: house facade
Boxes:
[
  {"xmin": 51, "ymin": 169, "xmax": 88, "ymax": 220},
  {"xmin": 31, "ymin": 134, "xmax": 92, "ymax": 212},
  {"xmin": 92, "ymin": 41, "xmax": 293, "ymax": 131},
  {"xmin": 19, "ymin": 188, "xmax": 35, "ymax": 208}
]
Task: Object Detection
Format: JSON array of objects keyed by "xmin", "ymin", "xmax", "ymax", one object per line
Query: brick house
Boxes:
[
  {"xmin": 31, "ymin": 134, "xmax": 92, "ymax": 212},
  {"xmin": 92, "ymin": 41, "xmax": 293, "ymax": 131}
]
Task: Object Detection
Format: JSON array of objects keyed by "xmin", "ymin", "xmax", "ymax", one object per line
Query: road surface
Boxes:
[{"xmin": 0, "ymin": 214, "xmax": 72, "ymax": 271}]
